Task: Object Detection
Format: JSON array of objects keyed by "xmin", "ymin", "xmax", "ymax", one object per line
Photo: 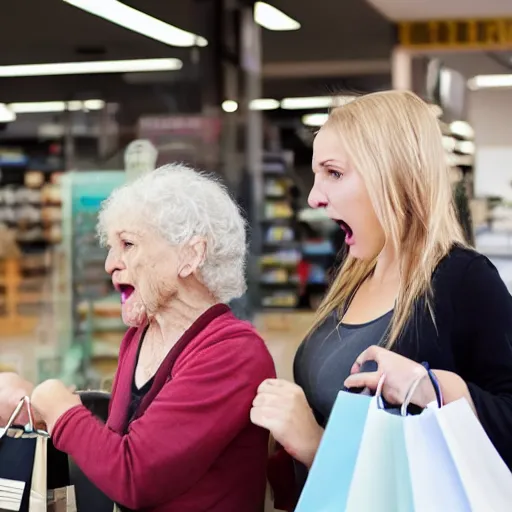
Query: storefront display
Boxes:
[{"xmin": 54, "ymin": 170, "xmax": 125, "ymax": 387}]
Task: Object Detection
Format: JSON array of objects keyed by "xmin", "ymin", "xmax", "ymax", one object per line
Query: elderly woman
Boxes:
[{"xmin": 0, "ymin": 164, "xmax": 275, "ymax": 511}]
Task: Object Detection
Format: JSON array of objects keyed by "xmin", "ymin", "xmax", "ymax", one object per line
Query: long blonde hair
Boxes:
[{"xmin": 311, "ymin": 90, "xmax": 467, "ymax": 348}]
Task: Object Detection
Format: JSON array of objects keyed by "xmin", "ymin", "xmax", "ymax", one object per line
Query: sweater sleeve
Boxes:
[
  {"xmin": 456, "ymin": 255, "xmax": 512, "ymax": 468},
  {"xmin": 51, "ymin": 336, "xmax": 274, "ymax": 510}
]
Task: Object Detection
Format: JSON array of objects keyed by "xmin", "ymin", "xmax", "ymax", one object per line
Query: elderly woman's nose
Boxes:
[{"xmin": 105, "ymin": 248, "xmax": 125, "ymax": 275}]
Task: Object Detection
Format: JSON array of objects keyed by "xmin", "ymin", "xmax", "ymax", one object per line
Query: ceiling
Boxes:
[
  {"xmin": 364, "ymin": 0, "xmax": 512, "ymax": 79},
  {"xmin": 365, "ymin": 0, "xmax": 512, "ymax": 21},
  {"xmin": 0, "ymin": 0, "xmax": 394, "ymax": 111}
]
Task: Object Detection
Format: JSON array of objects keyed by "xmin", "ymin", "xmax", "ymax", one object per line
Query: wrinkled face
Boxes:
[
  {"xmin": 104, "ymin": 219, "xmax": 181, "ymax": 327},
  {"xmin": 308, "ymin": 127, "xmax": 385, "ymax": 260}
]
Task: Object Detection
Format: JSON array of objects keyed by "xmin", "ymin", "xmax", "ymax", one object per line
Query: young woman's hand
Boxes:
[
  {"xmin": 251, "ymin": 379, "xmax": 323, "ymax": 468},
  {"xmin": 344, "ymin": 345, "xmax": 436, "ymax": 408}
]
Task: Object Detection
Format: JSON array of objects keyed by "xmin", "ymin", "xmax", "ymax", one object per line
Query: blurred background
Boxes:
[{"xmin": 0, "ymin": 0, "xmax": 511, "ymax": 389}]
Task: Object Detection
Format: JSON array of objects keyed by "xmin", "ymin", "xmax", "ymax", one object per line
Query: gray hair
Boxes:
[{"xmin": 97, "ymin": 163, "xmax": 247, "ymax": 303}]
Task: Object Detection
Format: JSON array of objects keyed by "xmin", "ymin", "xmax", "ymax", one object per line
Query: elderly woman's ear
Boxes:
[{"xmin": 178, "ymin": 237, "xmax": 207, "ymax": 278}]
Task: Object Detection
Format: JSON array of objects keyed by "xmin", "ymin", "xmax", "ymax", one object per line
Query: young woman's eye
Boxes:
[{"xmin": 328, "ymin": 169, "xmax": 343, "ymax": 179}]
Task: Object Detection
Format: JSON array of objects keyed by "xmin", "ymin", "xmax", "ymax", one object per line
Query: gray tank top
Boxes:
[{"xmin": 294, "ymin": 309, "xmax": 393, "ymax": 426}]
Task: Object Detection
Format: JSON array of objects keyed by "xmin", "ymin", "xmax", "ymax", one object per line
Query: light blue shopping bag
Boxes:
[
  {"xmin": 295, "ymin": 391, "xmax": 372, "ymax": 512},
  {"xmin": 345, "ymin": 398, "xmax": 414, "ymax": 512}
]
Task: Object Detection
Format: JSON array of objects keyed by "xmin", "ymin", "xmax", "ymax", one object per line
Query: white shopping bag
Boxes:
[
  {"xmin": 404, "ymin": 407, "xmax": 471, "ymax": 512},
  {"xmin": 29, "ymin": 435, "xmax": 47, "ymax": 512},
  {"xmin": 345, "ymin": 397, "xmax": 414, "ymax": 512},
  {"xmin": 435, "ymin": 398, "xmax": 512, "ymax": 511}
]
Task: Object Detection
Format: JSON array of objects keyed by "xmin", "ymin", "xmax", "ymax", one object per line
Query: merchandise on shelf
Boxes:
[{"xmin": 259, "ymin": 153, "xmax": 302, "ymax": 310}]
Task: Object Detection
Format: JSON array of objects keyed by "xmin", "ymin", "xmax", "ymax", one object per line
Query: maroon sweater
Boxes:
[{"xmin": 52, "ymin": 305, "xmax": 276, "ymax": 511}]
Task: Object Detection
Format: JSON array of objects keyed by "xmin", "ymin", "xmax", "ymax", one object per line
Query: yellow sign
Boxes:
[{"xmin": 398, "ymin": 18, "xmax": 512, "ymax": 49}]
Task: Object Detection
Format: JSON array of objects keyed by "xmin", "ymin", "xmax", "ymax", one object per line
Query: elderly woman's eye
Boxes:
[{"xmin": 122, "ymin": 240, "xmax": 134, "ymax": 249}]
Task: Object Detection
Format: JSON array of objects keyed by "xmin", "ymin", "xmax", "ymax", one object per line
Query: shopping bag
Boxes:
[
  {"xmin": 345, "ymin": 397, "xmax": 414, "ymax": 512},
  {"xmin": 403, "ymin": 407, "xmax": 471, "ymax": 511},
  {"xmin": 295, "ymin": 391, "xmax": 372, "ymax": 512},
  {"xmin": 434, "ymin": 398, "xmax": 512, "ymax": 511},
  {"xmin": 0, "ymin": 397, "xmax": 48, "ymax": 512},
  {"xmin": 28, "ymin": 436, "xmax": 47, "ymax": 512}
]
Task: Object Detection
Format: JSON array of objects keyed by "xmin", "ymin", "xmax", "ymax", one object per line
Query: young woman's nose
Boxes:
[{"xmin": 308, "ymin": 180, "xmax": 328, "ymax": 209}]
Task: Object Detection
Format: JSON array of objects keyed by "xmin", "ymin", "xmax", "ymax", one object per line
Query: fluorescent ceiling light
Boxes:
[
  {"xmin": 457, "ymin": 140, "xmax": 475, "ymax": 155},
  {"xmin": 63, "ymin": 0, "xmax": 207, "ymax": 47},
  {"xmin": 222, "ymin": 100, "xmax": 238, "ymax": 113},
  {"xmin": 442, "ymin": 136, "xmax": 456, "ymax": 152},
  {"xmin": 9, "ymin": 100, "xmax": 106, "ymax": 113},
  {"xmin": 0, "ymin": 58, "xmax": 182, "ymax": 77},
  {"xmin": 254, "ymin": 2, "xmax": 300, "ymax": 31},
  {"xmin": 83, "ymin": 99, "xmax": 106, "ymax": 110},
  {"xmin": 302, "ymin": 113, "xmax": 328, "ymax": 127},
  {"xmin": 468, "ymin": 74, "xmax": 512, "ymax": 90},
  {"xmin": 221, "ymin": 99, "xmax": 280, "ymax": 111},
  {"xmin": 450, "ymin": 120, "xmax": 474, "ymax": 139},
  {"xmin": 281, "ymin": 95, "xmax": 355, "ymax": 110},
  {"xmin": 0, "ymin": 104, "xmax": 16, "ymax": 123},
  {"xmin": 283, "ymin": 97, "xmax": 333, "ymax": 110},
  {"xmin": 250, "ymin": 98, "xmax": 279, "ymax": 110}
]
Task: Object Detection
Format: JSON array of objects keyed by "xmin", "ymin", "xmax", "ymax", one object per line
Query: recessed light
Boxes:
[{"xmin": 222, "ymin": 100, "xmax": 238, "ymax": 113}]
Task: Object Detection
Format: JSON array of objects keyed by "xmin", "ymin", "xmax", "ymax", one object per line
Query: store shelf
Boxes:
[{"xmin": 258, "ymin": 153, "xmax": 302, "ymax": 311}]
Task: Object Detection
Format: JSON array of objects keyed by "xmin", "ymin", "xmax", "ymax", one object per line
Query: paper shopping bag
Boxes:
[
  {"xmin": 0, "ymin": 430, "xmax": 37, "ymax": 511},
  {"xmin": 0, "ymin": 397, "xmax": 48, "ymax": 512},
  {"xmin": 403, "ymin": 408, "xmax": 471, "ymax": 512},
  {"xmin": 295, "ymin": 391, "xmax": 372, "ymax": 512},
  {"xmin": 28, "ymin": 436, "xmax": 47, "ymax": 512},
  {"xmin": 435, "ymin": 398, "xmax": 512, "ymax": 511},
  {"xmin": 345, "ymin": 397, "xmax": 414, "ymax": 512}
]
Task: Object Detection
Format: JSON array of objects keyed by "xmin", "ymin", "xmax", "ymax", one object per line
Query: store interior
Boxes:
[{"xmin": 0, "ymin": 1, "xmax": 512, "ymax": 394}]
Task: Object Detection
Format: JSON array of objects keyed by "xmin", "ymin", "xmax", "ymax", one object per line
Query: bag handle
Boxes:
[
  {"xmin": 375, "ymin": 372, "xmax": 441, "ymax": 417},
  {"xmin": 0, "ymin": 396, "xmax": 35, "ymax": 438}
]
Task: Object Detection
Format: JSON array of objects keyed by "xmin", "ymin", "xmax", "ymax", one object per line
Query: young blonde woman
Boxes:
[{"xmin": 251, "ymin": 90, "xmax": 512, "ymax": 509}]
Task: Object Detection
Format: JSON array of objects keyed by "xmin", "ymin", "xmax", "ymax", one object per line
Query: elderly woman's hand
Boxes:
[
  {"xmin": 31, "ymin": 379, "xmax": 81, "ymax": 434},
  {"xmin": 344, "ymin": 345, "xmax": 436, "ymax": 408},
  {"xmin": 251, "ymin": 379, "xmax": 323, "ymax": 468},
  {"xmin": 0, "ymin": 372, "xmax": 34, "ymax": 426}
]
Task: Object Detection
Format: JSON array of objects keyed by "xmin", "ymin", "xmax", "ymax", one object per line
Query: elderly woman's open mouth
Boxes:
[{"xmin": 115, "ymin": 283, "xmax": 135, "ymax": 304}]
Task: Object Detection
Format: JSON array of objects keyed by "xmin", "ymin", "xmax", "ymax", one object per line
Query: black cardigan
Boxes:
[{"xmin": 294, "ymin": 246, "xmax": 512, "ymax": 469}]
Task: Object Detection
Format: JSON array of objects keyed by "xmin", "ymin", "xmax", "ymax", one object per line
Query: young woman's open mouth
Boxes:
[
  {"xmin": 336, "ymin": 219, "xmax": 355, "ymax": 245},
  {"xmin": 116, "ymin": 284, "xmax": 135, "ymax": 304}
]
